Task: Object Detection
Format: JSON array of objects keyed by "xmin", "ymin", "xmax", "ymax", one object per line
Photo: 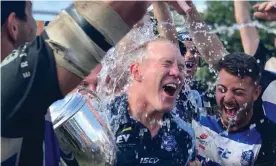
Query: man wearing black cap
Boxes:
[{"xmin": 175, "ymin": 31, "xmax": 212, "ymax": 123}]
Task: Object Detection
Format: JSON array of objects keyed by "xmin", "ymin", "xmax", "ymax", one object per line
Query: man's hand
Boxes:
[
  {"xmin": 167, "ymin": 0, "xmax": 229, "ymax": 65},
  {"xmin": 83, "ymin": 64, "xmax": 102, "ymax": 91},
  {"xmin": 167, "ymin": 0, "xmax": 193, "ymax": 15},
  {"xmin": 103, "ymin": 1, "xmax": 152, "ymax": 27},
  {"xmin": 253, "ymin": 1, "xmax": 276, "ymax": 21}
]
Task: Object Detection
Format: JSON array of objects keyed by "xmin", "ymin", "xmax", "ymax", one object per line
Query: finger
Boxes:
[
  {"xmin": 265, "ymin": 1, "xmax": 276, "ymax": 12},
  {"xmin": 177, "ymin": 0, "xmax": 192, "ymax": 13},
  {"xmin": 88, "ymin": 84, "xmax": 97, "ymax": 91},
  {"xmin": 254, "ymin": 12, "xmax": 270, "ymax": 20},
  {"xmin": 258, "ymin": 2, "xmax": 269, "ymax": 11},
  {"xmin": 255, "ymin": 11, "xmax": 276, "ymax": 21},
  {"xmin": 253, "ymin": 3, "xmax": 260, "ymax": 9}
]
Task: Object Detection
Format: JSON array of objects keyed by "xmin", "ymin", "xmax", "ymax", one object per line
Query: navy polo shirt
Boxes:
[{"xmin": 108, "ymin": 94, "xmax": 196, "ymax": 166}]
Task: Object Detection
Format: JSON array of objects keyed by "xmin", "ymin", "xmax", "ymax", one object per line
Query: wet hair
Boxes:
[
  {"xmin": 217, "ymin": 52, "xmax": 261, "ymax": 85},
  {"xmin": 1, "ymin": 1, "xmax": 27, "ymax": 26}
]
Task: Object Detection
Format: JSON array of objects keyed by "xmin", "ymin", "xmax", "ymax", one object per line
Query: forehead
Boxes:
[
  {"xmin": 217, "ymin": 69, "xmax": 254, "ymax": 88},
  {"xmin": 146, "ymin": 40, "xmax": 183, "ymax": 63},
  {"xmin": 183, "ymin": 41, "xmax": 193, "ymax": 48}
]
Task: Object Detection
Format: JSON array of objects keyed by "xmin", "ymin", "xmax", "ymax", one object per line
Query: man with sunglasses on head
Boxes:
[{"xmin": 175, "ymin": 31, "xmax": 215, "ymax": 123}]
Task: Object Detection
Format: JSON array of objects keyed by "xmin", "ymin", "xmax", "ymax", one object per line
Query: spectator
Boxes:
[
  {"xmin": 1, "ymin": 1, "xmax": 149, "ymax": 166},
  {"xmin": 1, "ymin": 1, "xmax": 37, "ymax": 61}
]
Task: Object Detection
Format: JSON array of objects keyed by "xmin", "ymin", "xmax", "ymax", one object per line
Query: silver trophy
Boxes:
[{"xmin": 49, "ymin": 85, "xmax": 116, "ymax": 166}]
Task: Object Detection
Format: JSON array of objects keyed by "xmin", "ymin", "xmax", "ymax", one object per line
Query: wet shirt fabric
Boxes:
[
  {"xmin": 252, "ymin": 69, "xmax": 276, "ymax": 124},
  {"xmin": 252, "ymin": 41, "xmax": 276, "ymax": 123},
  {"xmin": 254, "ymin": 41, "xmax": 276, "ymax": 73},
  {"xmin": 175, "ymin": 88, "xmax": 203, "ymax": 123},
  {"xmin": 192, "ymin": 115, "xmax": 276, "ymax": 166},
  {"xmin": 108, "ymin": 94, "xmax": 196, "ymax": 166},
  {"xmin": 1, "ymin": 33, "xmax": 63, "ymax": 166}
]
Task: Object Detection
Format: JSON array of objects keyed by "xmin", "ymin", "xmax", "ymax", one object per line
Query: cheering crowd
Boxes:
[{"xmin": 1, "ymin": 1, "xmax": 276, "ymax": 166}]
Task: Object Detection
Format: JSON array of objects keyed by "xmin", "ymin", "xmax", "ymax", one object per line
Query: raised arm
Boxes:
[
  {"xmin": 168, "ymin": 1, "xmax": 229, "ymax": 65},
  {"xmin": 234, "ymin": 0, "xmax": 260, "ymax": 56},
  {"xmin": 45, "ymin": 1, "xmax": 150, "ymax": 95},
  {"xmin": 153, "ymin": 2, "xmax": 178, "ymax": 44}
]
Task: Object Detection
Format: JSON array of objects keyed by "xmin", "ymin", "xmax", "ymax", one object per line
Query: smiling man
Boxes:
[
  {"xmin": 108, "ymin": 38, "xmax": 196, "ymax": 166},
  {"xmin": 192, "ymin": 52, "xmax": 276, "ymax": 166}
]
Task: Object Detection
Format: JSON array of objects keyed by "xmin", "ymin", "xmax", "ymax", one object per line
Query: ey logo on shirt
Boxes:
[{"xmin": 116, "ymin": 134, "xmax": 130, "ymax": 143}]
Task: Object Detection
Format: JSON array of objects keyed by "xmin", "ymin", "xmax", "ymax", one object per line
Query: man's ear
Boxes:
[
  {"xmin": 7, "ymin": 12, "xmax": 20, "ymax": 43},
  {"xmin": 253, "ymin": 85, "xmax": 262, "ymax": 101},
  {"xmin": 130, "ymin": 63, "xmax": 143, "ymax": 82}
]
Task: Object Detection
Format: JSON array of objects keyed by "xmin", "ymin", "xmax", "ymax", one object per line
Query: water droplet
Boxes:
[{"xmin": 249, "ymin": 123, "xmax": 256, "ymax": 129}]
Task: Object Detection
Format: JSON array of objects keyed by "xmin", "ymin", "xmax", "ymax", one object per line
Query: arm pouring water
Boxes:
[
  {"xmin": 168, "ymin": 0, "xmax": 229, "ymax": 65},
  {"xmin": 152, "ymin": 2, "xmax": 178, "ymax": 44}
]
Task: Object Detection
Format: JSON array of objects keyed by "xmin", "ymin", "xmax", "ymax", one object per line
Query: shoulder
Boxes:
[
  {"xmin": 107, "ymin": 94, "xmax": 127, "ymax": 115},
  {"xmin": 254, "ymin": 118, "xmax": 276, "ymax": 165},
  {"xmin": 192, "ymin": 116, "xmax": 224, "ymax": 135},
  {"xmin": 189, "ymin": 90, "xmax": 201, "ymax": 98},
  {"xmin": 254, "ymin": 41, "xmax": 275, "ymax": 59},
  {"xmin": 1, "ymin": 34, "xmax": 53, "ymax": 69},
  {"xmin": 171, "ymin": 114, "xmax": 195, "ymax": 139},
  {"xmin": 260, "ymin": 72, "xmax": 276, "ymax": 123},
  {"xmin": 107, "ymin": 94, "xmax": 129, "ymax": 133}
]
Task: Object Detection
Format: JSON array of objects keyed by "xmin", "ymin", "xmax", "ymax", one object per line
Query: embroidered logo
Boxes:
[
  {"xmin": 161, "ymin": 135, "xmax": 177, "ymax": 152},
  {"xmin": 240, "ymin": 150, "xmax": 254, "ymax": 166}
]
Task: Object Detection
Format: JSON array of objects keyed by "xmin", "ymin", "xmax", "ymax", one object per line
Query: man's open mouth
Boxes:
[
  {"xmin": 185, "ymin": 61, "xmax": 195, "ymax": 69},
  {"xmin": 162, "ymin": 83, "xmax": 178, "ymax": 97},
  {"xmin": 223, "ymin": 105, "xmax": 238, "ymax": 118}
]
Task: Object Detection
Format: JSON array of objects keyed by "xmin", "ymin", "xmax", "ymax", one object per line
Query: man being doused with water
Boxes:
[
  {"xmin": 192, "ymin": 52, "xmax": 276, "ymax": 166},
  {"xmin": 108, "ymin": 38, "xmax": 197, "ymax": 166}
]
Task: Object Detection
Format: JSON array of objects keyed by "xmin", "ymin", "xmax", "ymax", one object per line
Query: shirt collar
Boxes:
[{"xmin": 114, "ymin": 93, "xmax": 174, "ymax": 127}]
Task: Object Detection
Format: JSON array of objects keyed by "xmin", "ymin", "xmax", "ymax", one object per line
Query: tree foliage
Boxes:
[
  {"xmin": 194, "ymin": 1, "xmax": 275, "ymax": 84},
  {"xmin": 203, "ymin": 1, "xmax": 275, "ymax": 52}
]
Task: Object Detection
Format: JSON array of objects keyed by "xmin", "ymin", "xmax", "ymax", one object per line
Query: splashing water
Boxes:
[
  {"xmin": 93, "ymin": 15, "xmax": 159, "ymax": 134},
  {"xmin": 210, "ymin": 21, "xmax": 276, "ymax": 36},
  {"xmin": 96, "ymin": 15, "xmax": 157, "ymax": 102},
  {"xmin": 220, "ymin": 102, "xmax": 248, "ymax": 136},
  {"xmin": 179, "ymin": 20, "xmax": 276, "ymax": 36},
  {"xmin": 90, "ymin": 11, "xmax": 273, "ymax": 149}
]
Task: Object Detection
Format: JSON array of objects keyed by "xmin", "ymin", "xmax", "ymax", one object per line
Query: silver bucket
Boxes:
[{"xmin": 49, "ymin": 85, "xmax": 116, "ymax": 166}]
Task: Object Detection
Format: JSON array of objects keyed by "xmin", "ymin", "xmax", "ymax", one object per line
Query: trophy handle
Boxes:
[{"xmin": 77, "ymin": 85, "xmax": 101, "ymax": 104}]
